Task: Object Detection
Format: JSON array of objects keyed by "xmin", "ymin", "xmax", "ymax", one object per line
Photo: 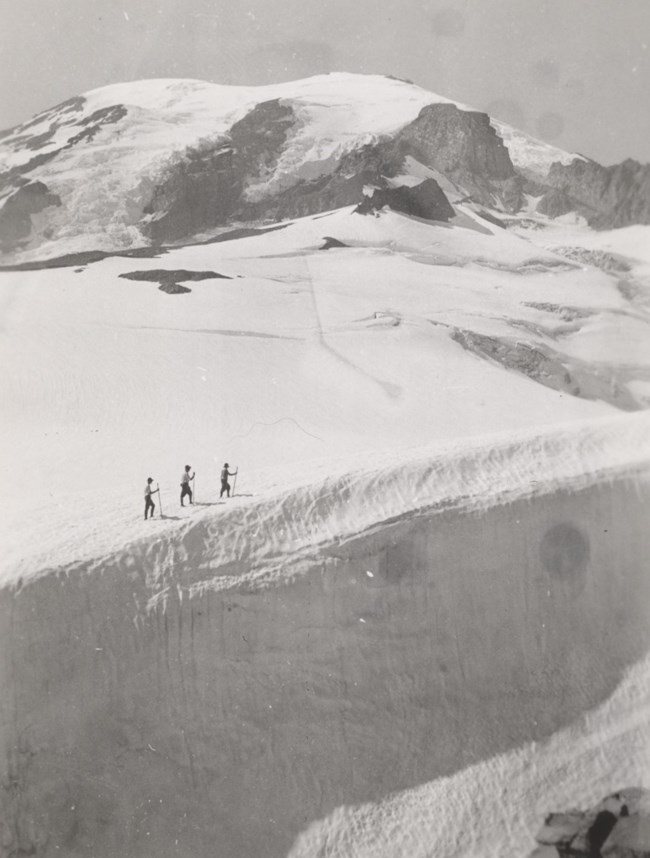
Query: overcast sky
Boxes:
[{"xmin": 1, "ymin": 0, "xmax": 649, "ymax": 165}]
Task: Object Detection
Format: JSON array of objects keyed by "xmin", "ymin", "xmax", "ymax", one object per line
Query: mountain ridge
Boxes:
[{"xmin": 0, "ymin": 72, "xmax": 648, "ymax": 261}]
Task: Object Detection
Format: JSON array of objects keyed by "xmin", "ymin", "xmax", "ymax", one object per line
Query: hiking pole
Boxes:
[
  {"xmin": 157, "ymin": 482, "xmax": 164, "ymax": 518},
  {"xmin": 192, "ymin": 474, "xmax": 196, "ymax": 504},
  {"xmin": 232, "ymin": 468, "xmax": 238, "ymax": 497}
]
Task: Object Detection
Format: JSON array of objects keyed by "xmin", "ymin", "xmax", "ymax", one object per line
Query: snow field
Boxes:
[
  {"xmin": 4, "ymin": 209, "xmax": 645, "ymax": 580},
  {"xmin": 1, "ymin": 199, "xmax": 650, "ymax": 858}
]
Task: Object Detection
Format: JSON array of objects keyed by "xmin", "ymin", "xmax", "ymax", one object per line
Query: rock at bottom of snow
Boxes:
[{"xmin": 529, "ymin": 791, "xmax": 650, "ymax": 858}]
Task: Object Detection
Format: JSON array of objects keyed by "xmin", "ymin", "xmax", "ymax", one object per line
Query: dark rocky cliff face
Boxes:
[
  {"xmin": 355, "ymin": 178, "xmax": 456, "ymax": 221},
  {"xmin": 0, "ymin": 182, "xmax": 60, "ymax": 251},
  {"xmin": 538, "ymin": 158, "xmax": 650, "ymax": 228},
  {"xmin": 142, "ymin": 100, "xmax": 523, "ymax": 244},
  {"xmin": 397, "ymin": 103, "xmax": 523, "ymax": 209},
  {"xmin": 143, "ymin": 99, "xmax": 296, "ymax": 243}
]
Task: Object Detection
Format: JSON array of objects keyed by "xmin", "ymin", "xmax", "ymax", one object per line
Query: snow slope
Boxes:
[
  {"xmin": 3, "ymin": 207, "xmax": 650, "ymax": 580},
  {"xmin": 1, "ymin": 426, "xmax": 649, "ymax": 857},
  {"xmin": 1, "ymin": 195, "xmax": 650, "ymax": 857}
]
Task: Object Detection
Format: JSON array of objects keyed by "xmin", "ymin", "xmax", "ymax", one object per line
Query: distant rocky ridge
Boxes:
[
  {"xmin": 528, "ymin": 789, "xmax": 650, "ymax": 858},
  {"xmin": 0, "ymin": 74, "xmax": 649, "ymax": 257},
  {"xmin": 541, "ymin": 158, "xmax": 650, "ymax": 228}
]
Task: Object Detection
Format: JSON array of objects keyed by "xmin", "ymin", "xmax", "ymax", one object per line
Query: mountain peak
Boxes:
[{"xmin": 0, "ymin": 73, "xmax": 646, "ymax": 261}]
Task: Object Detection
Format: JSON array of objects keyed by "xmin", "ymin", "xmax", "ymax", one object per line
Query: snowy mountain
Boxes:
[
  {"xmin": 1, "ymin": 73, "xmax": 650, "ymax": 858},
  {"xmin": 2, "ymin": 73, "xmax": 647, "ymax": 261}
]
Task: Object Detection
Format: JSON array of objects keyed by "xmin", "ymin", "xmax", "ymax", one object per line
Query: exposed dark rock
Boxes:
[
  {"xmin": 18, "ymin": 95, "xmax": 86, "ymax": 133},
  {"xmin": 523, "ymin": 302, "xmax": 595, "ymax": 322},
  {"xmin": 143, "ymin": 99, "xmax": 296, "ymax": 243},
  {"xmin": 320, "ymin": 236, "xmax": 348, "ymax": 249},
  {"xmin": 0, "ymin": 103, "xmax": 128, "ymax": 210},
  {"xmin": 536, "ymin": 188, "xmax": 581, "ymax": 218},
  {"xmin": 547, "ymin": 246, "xmax": 631, "ymax": 274},
  {"xmin": 528, "ymin": 790, "xmax": 650, "ymax": 858},
  {"xmin": 118, "ymin": 269, "xmax": 231, "ymax": 294},
  {"xmin": 355, "ymin": 178, "xmax": 455, "ymax": 221},
  {"xmin": 450, "ymin": 327, "xmax": 639, "ymax": 410},
  {"xmin": 541, "ymin": 158, "xmax": 650, "ymax": 228},
  {"xmin": 199, "ymin": 224, "xmax": 290, "ymax": 245},
  {"xmin": 0, "ymin": 182, "xmax": 61, "ymax": 251},
  {"xmin": 0, "ymin": 245, "xmax": 165, "ymax": 271},
  {"xmin": 0, "ymin": 150, "xmax": 61, "ymax": 195},
  {"xmin": 159, "ymin": 281, "xmax": 192, "ymax": 294},
  {"xmin": 473, "ymin": 208, "xmax": 507, "ymax": 229},
  {"xmin": 400, "ymin": 103, "xmax": 514, "ymax": 179},
  {"xmin": 140, "ymin": 100, "xmax": 509, "ymax": 243},
  {"xmin": 397, "ymin": 103, "xmax": 519, "ymax": 208}
]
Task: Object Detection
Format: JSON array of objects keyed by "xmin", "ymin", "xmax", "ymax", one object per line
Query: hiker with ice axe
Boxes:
[{"xmin": 220, "ymin": 462, "xmax": 238, "ymax": 498}]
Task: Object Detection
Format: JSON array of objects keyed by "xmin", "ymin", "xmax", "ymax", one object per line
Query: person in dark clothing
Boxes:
[
  {"xmin": 220, "ymin": 462, "xmax": 237, "ymax": 498},
  {"xmin": 144, "ymin": 478, "xmax": 158, "ymax": 520},
  {"xmin": 180, "ymin": 465, "xmax": 195, "ymax": 506}
]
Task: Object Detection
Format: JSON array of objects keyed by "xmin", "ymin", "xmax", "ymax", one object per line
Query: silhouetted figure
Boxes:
[
  {"xmin": 180, "ymin": 465, "xmax": 195, "ymax": 506},
  {"xmin": 220, "ymin": 462, "xmax": 237, "ymax": 498},
  {"xmin": 144, "ymin": 478, "xmax": 158, "ymax": 520}
]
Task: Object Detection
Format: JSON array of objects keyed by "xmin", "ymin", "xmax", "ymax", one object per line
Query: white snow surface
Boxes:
[
  {"xmin": 289, "ymin": 647, "xmax": 650, "ymax": 858},
  {"xmin": 491, "ymin": 119, "xmax": 585, "ymax": 177},
  {"xmin": 2, "ymin": 208, "xmax": 650, "ymax": 583},
  {"xmin": 1, "ymin": 201, "xmax": 650, "ymax": 857}
]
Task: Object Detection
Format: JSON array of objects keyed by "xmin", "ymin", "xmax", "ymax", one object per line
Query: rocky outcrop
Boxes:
[
  {"xmin": 539, "ymin": 158, "xmax": 650, "ymax": 228},
  {"xmin": 143, "ymin": 121, "xmax": 458, "ymax": 241},
  {"xmin": 528, "ymin": 789, "xmax": 650, "ymax": 857},
  {"xmin": 143, "ymin": 100, "xmax": 522, "ymax": 242},
  {"xmin": 536, "ymin": 187, "xmax": 582, "ymax": 219},
  {"xmin": 143, "ymin": 99, "xmax": 297, "ymax": 242},
  {"xmin": 355, "ymin": 178, "xmax": 455, "ymax": 221},
  {"xmin": 0, "ymin": 181, "xmax": 60, "ymax": 251},
  {"xmin": 450, "ymin": 327, "xmax": 640, "ymax": 410},
  {"xmin": 397, "ymin": 103, "xmax": 523, "ymax": 210}
]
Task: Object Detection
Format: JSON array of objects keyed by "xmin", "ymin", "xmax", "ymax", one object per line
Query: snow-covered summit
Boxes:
[{"xmin": 0, "ymin": 72, "xmax": 595, "ymax": 261}]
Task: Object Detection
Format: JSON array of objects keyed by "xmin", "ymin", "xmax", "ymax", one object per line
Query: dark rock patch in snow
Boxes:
[
  {"xmin": 540, "ymin": 158, "xmax": 650, "ymax": 228},
  {"xmin": 0, "ymin": 150, "xmax": 61, "ymax": 195},
  {"xmin": 523, "ymin": 302, "xmax": 595, "ymax": 322},
  {"xmin": 0, "ymin": 245, "xmax": 165, "ymax": 271},
  {"xmin": 199, "ymin": 223, "xmax": 290, "ymax": 245},
  {"xmin": 65, "ymin": 105, "xmax": 128, "ymax": 148},
  {"xmin": 320, "ymin": 236, "xmax": 348, "ymax": 249},
  {"xmin": 118, "ymin": 269, "xmax": 232, "ymax": 294},
  {"xmin": 536, "ymin": 187, "xmax": 584, "ymax": 219},
  {"xmin": 397, "ymin": 103, "xmax": 523, "ymax": 211},
  {"xmin": 546, "ymin": 245, "xmax": 631, "ymax": 274},
  {"xmin": 527, "ymin": 789, "xmax": 650, "ymax": 858},
  {"xmin": 17, "ymin": 95, "xmax": 86, "ymax": 134},
  {"xmin": 355, "ymin": 178, "xmax": 455, "ymax": 221},
  {"xmin": 0, "ymin": 182, "xmax": 61, "ymax": 252},
  {"xmin": 450, "ymin": 327, "xmax": 640, "ymax": 410},
  {"xmin": 143, "ymin": 100, "xmax": 296, "ymax": 243},
  {"xmin": 473, "ymin": 208, "xmax": 507, "ymax": 229}
]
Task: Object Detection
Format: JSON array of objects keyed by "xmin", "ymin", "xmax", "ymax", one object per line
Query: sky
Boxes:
[{"xmin": 1, "ymin": 0, "xmax": 649, "ymax": 165}]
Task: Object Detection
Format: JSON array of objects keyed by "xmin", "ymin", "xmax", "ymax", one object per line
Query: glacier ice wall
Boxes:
[{"xmin": 1, "ymin": 473, "xmax": 649, "ymax": 858}]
